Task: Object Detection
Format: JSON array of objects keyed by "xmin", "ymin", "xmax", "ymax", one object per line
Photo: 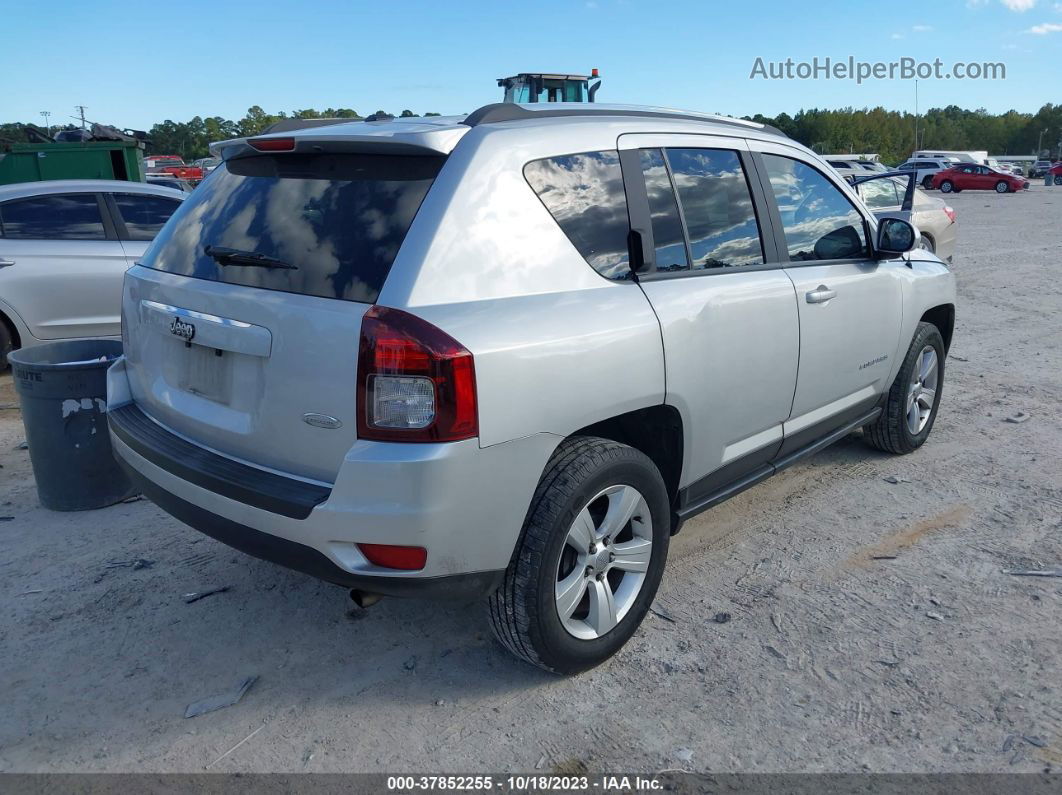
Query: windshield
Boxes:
[{"xmin": 140, "ymin": 153, "xmax": 443, "ymax": 304}]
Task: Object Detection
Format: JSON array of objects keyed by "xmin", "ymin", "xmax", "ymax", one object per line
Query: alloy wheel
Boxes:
[
  {"xmin": 555, "ymin": 484, "xmax": 653, "ymax": 640},
  {"xmin": 906, "ymin": 345, "xmax": 939, "ymax": 435}
]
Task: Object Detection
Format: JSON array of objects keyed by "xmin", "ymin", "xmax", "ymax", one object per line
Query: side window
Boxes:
[
  {"xmin": 638, "ymin": 149, "xmax": 688, "ymax": 271},
  {"xmin": 666, "ymin": 148, "xmax": 764, "ymax": 269},
  {"xmin": 857, "ymin": 178, "xmax": 901, "ymax": 210},
  {"xmin": 761, "ymin": 154, "xmax": 868, "ymax": 262},
  {"xmin": 524, "ymin": 150, "xmax": 631, "ymax": 280},
  {"xmin": 0, "ymin": 194, "xmax": 106, "ymax": 240},
  {"xmin": 112, "ymin": 193, "xmax": 182, "ymax": 241}
]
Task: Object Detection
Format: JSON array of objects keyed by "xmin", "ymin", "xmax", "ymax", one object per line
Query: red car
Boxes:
[
  {"xmin": 144, "ymin": 155, "xmax": 204, "ymax": 183},
  {"xmin": 930, "ymin": 163, "xmax": 1028, "ymax": 194},
  {"xmin": 1050, "ymin": 163, "xmax": 1062, "ymax": 186}
]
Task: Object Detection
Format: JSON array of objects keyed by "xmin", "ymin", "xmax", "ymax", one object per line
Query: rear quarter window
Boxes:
[
  {"xmin": 523, "ymin": 150, "xmax": 632, "ymax": 281},
  {"xmin": 140, "ymin": 153, "xmax": 444, "ymax": 303}
]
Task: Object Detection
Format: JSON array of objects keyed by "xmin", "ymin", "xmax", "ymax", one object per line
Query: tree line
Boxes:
[
  {"xmin": 745, "ymin": 103, "xmax": 1062, "ymax": 163},
  {"xmin": 3, "ymin": 103, "xmax": 1059, "ymax": 164}
]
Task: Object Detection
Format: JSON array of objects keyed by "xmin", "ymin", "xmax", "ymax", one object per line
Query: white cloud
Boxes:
[
  {"xmin": 912, "ymin": 24, "xmax": 934, "ymax": 31},
  {"xmin": 1028, "ymin": 20, "xmax": 1062, "ymax": 29},
  {"xmin": 891, "ymin": 32, "xmax": 905, "ymax": 39},
  {"xmin": 1001, "ymin": 0, "xmax": 1036, "ymax": 10}
]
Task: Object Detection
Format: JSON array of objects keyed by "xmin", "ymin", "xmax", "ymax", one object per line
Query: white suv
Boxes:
[
  {"xmin": 108, "ymin": 105, "xmax": 956, "ymax": 673},
  {"xmin": 897, "ymin": 158, "xmax": 960, "ymax": 189}
]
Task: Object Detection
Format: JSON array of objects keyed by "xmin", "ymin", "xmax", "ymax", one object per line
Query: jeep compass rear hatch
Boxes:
[{"xmin": 122, "ymin": 150, "xmax": 444, "ymax": 483}]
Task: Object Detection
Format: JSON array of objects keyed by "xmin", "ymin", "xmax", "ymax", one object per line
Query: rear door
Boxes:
[
  {"xmin": 122, "ymin": 151, "xmax": 444, "ymax": 483},
  {"xmin": 751, "ymin": 144, "xmax": 903, "ymax": 449},
  {"xmin": 106, "ymin": 191, "xmax": 184, "ymax": 264},
  {"xmin": 0, "ymin": 192, "xmax": 127, "ymax": 339},
  {"xmin": 618, "ymin": 134, "xmax": 799, "ymax": 493}
]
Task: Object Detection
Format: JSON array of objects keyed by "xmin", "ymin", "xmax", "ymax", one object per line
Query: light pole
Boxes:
[
  {"xmin": 1037, "ymin": 128, "xmax": 1049, "ymax": 157},
  {"xmin": 39, "ymin": 111, "xmax": 51, "ymax": 137}
]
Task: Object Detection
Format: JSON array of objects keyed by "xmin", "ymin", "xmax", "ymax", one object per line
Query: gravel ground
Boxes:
[{"xmin": 1, "ymin": 185, "xmax": 1060, "ymax": 774}]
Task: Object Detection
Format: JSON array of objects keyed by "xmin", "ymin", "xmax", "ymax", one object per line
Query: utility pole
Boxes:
[
  {"xmin": 75, "ymin": 105, "xmax": 88, "ymax": 130},
  {"xmin": 1037, "ymin": 127, "xmax": 1048, "ymax": 157},
  {"xmin": 39, "ymin": 111, "xmax": 51, "ymax": 137},
  {"xmin": 913, "ymin": 79, "xmax": 918, "ymax": 152}
]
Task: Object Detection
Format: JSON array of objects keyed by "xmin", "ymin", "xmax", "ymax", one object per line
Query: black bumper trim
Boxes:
[
  {"xmin": 108, "ymin": 402, "xmax": 330, "ymax": 520},
  {"xmin": 117, "ymin": 457, "xmax": 504, "ymax": 600}
]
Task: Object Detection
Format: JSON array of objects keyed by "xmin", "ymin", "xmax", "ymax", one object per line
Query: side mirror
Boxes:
[{"xmin": 877, "ymin": 217, "xmax": 918, "ymax": 256}]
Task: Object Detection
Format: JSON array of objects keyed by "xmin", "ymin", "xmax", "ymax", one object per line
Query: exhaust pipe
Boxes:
[{"xmin": 350, "ymin": 589, "xmax": 384, "ymax": 609}]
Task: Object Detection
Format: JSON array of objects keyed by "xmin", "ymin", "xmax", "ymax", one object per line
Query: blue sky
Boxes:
[{"xmin": 3, "ymin": 0, "xmax": 1059, "ymax": 129}]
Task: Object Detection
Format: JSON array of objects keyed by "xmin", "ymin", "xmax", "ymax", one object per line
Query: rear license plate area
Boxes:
[{"xmin": 177, "ymin": 343, "xmax": 233, "ymax": 404}]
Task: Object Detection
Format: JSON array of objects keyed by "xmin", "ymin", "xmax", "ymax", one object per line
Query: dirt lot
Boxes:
[{"xmin": 1, "ymin": 185, "xmax": 1060, "ymax": 775}]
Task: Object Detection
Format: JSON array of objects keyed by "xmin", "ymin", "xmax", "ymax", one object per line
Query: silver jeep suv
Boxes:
[{"xmin": 108, "ymin": 104, "xmax": 956, "ymax": 673}]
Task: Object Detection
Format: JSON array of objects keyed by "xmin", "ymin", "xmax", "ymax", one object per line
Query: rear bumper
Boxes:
[
  {"xmin": 106, "ymin": 357, "xmax": 559, "ymax": 597},
  {"xmin": 115, "ymin": 456, "xmax": 503, "ymax": 599}
]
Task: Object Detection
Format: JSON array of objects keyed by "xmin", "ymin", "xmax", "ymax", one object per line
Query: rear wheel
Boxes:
[
  {"xmin": 939, "ymin": 180, "xmax": 954, "ymax": 193},
  {"xmin": 1054, "ymin": 175, "xmax": 1062, "ymax": 186},
  {"xmin": 995, "ymin": 180, "xmax": 1010, "ymax": 193},
  {"xmin": 487, "ymin": 437, "xmax": 670, "ymax": 674},
  {"xmin": 864, "ymin": 322, "xmax": 945, "ymax": 455},
  {"xmin": 917, "ymin": 235, "xmax": 935, "ymax": 253},
  {"xmin": 0, "ymin": 321, "xmax": 12, "ymax": 371},
  {"xmin": 922, "ymin": 176, "xmax": 934, "ymax": 189}
]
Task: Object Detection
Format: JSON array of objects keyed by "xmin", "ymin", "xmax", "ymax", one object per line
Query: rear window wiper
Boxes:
[{"xmin": 204, "ymin": 245, "xmax": 298, "ymax": 270}]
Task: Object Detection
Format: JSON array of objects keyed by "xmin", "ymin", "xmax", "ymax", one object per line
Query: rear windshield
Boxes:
[{"xmin": 140, "ymin": 153, "xmax": 444, "ymax": 303}]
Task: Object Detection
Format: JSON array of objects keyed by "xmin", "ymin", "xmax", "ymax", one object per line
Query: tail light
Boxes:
[
  {"xmin": 357, "ymin": 306, "xmax": 477, "ymax": 442},
  {"xmin": 943, "ymin": 205, "xmax": 956, "ymax": 224}
]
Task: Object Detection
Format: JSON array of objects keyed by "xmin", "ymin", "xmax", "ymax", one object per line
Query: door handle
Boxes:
[
  {"xmin": 806, "ymin": 285, "xmax": 836, "ymax": 303},
  {"xmin": 0, "ymin": 258, "xmax": 14, "ymax": 268}
]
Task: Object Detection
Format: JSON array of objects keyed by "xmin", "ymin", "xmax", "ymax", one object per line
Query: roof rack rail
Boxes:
[{"xmin": 462, "ymin": 103, "xmax": 787, "ymax": 138}]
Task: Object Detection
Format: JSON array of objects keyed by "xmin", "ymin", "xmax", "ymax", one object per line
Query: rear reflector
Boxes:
[
  {"xmin": 248, "ymin": 136, "xmax": 295, "ymax": 152},
  {"xmin": 357, "ymin": 543, "xmax": 427, "ymax": 571}
]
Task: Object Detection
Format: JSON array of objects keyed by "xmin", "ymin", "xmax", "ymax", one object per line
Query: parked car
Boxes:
[
  {"xmin": 1006, "ymin": 164, "xmax": 1024, "ymax": 177},
  {"xmin": 146, "ymin": 175, "xmax": 195, "ymax": 193},
  {"xmin": 144, "ymin": 155, "xmax": 204, "ymax": 183},
  {"xmin": 1051, "ymin": 163, "xmax": 1062, "ymax": 185},
  {"xmin": 191, "ymin": 157, "xmax": 221, "ymax": 174},
  {"xmin": 851, "ymin": 172, "xmax": 957, "ymax": 263},
  {"xmin": 1029, "ymin": 160, "xmax": 1052, "ymax": 179},
  {"xmin": 896, "ymin": 158, "xmax": 960, "ymax": 189},
  {"xmin": 0, "ymin": 180, "xmax": 185, "ymax": 367},
  {"xmin": 931, "ymin": 163, "xmax": 1029, "ymax": 193},
  {"xmin": 826, "ymin": 158, "xmax": 887, "ymax": 173},
  {"xmin": 106, "ymin": 105, "xmax": 955, "ymax": 673}
]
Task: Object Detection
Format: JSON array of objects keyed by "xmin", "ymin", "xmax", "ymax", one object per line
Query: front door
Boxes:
[
  {"xmin": 618, "ymin": 134, "xmax": 800, "ymax": 494},
  {"xmin": 0, "ymin": 192, "xmax": 127, "ymax": 339},
  {"xmin": 753, "ymin": 146, "xmax": 904, "ymax": 449}
]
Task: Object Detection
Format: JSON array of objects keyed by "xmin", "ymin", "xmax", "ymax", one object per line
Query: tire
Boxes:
[
  {"xmin": 1054, "ymin": 175, "xmax": 1062, "ymax": 186},
  {"xmin": 995, "ymin": 181, "xmax": 1010, "ymax": 193},
  {"xmin": 917, "ymin": 235, "xmax": 935, "ymax": 253},
  {"xmin": 939, "ymin": 180, "xmax": 954, "ymax": 193},
  {"xmin": 864, "ymin": 322, "xmax": 945, "ymax": 455},
  {"xmin": 922, "ymin": 176, "xmax": 934, "ymax": 190},
  {"xmin": 0, "ymin": 320, "xmax": 12, "ymax": 371},
  {"xmin": 487, "ymin": 436, "xmax": 670, "ymax": 674}
]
